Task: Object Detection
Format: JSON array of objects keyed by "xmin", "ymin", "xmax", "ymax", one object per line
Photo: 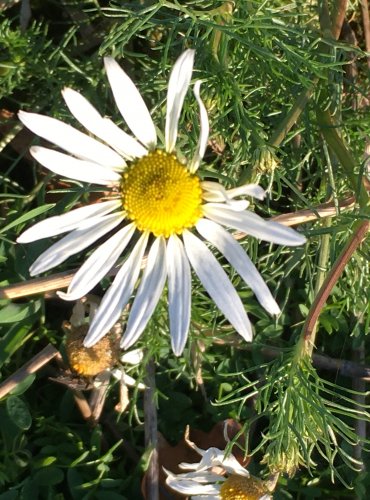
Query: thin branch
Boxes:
[
  {"xmin": 214, "ymin": 338, "xmax": 370, "ymax": 380},
  {"xmin": 360, "ymin": 0, "xmax": 370, "ymax": 69},
  {"xmin": 302, "ymin": 220, "xmax": 369, "ymax": 348},
  {"xmin": 72, "ymin": 390, "xmax": 93, "ymax": 421},
  {"xmin": 144, "ymin": 357, "xmax": 158, "ymax": 500},
  {"xmin": 89, "ymin": 371, "xmax": 111, "ymax": 426},
  {"xmin": 330, "ymin": 0, "xmax": 348, "ymax": 40},
  {"xmin": 352, "ymin": 341, "xmax": 366, "ymax": 466},
  {"xmin": 0, "ymin": 344, "xmax": 60, "ymax": 399}
]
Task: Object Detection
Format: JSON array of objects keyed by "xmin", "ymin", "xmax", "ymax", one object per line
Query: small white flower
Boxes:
[
  {"xmin": 165, "ymin": 436, "xmax": 272, "ymax": 499},
  {"xmin": 18, "ymin": 50, "xmax": 306, "ymax": 355}
]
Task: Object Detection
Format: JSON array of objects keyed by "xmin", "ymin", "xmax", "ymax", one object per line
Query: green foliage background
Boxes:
[{"xmin": 0, "ymin": 0, "xmax": 369, "ymax": 498}]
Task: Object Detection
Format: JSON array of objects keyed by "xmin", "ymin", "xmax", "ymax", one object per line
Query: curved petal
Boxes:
[
  {"xmin": 29, "ymin": 213, "xmax": 123, "ymax": 276},
  {"xmin": 202, "ymin": 181, "xmax": 265, "ymax": 202},
  {"xmin": 165, "ymin": 49, "xmax": 195, "ymax": 153},
  {"xmin": 227, "ymin": 184, "xmax": 266, "ymax": 200},
  {"xmin": 83, "ymin": 233, "xmax": 149, "ymax": 347},
  {"xmin": 165, "ymin": 469, "xmax": 220, "ymax": 495},
  {"xmin": 62, "ymin": 88, "xmax": 147, "ymax": 160},
  {"xmin": 104, "ymin": 57, "xmax": 157, "ymax": 149},
  {"xmin": 58, "ymin": 223, "xmax": 136, "ymax": 301},
  {"xmin": 189, "ymin": 81, "xmax": 209, "ymax": 172},
  {"xmin": 17, "ymin": 200, "xmax": 121, "ymax": 243},
  {"xmin": 120, "ymin": 348, "xmax": 144, "ymax": 365},
  {"xmin": 196, "ymin": 447, "xmax": 250, "ymax": 477},
  {"xmin": 18, "ymin": 110, "xmax": 124, "ymax": 167},
  {"xmin": 196, "ymin": 218, "xmax": 280, "ymax": 315},
  {"xmin": 111, "ymin": 369, "xmax": 145, "ymax": 389},
  {"xmin": 202, "ymin": 182, "xmax": 249, "ymax": 210},
  {"xmin": 167, "ymin": 234, "xmax": 191, "ymax": 356},
  {"xmin": 121, "ymin": 237, "xmax": 167, "ymax": 349},
  {"xmin": 183, "ymin": 230, "xmax": 252, "ymax": 342},
  {"xmin": 30, "ymin": 146, "xmax": 121, "ymax": 185},
  {"xmin": 203, "ymin": 204, "xmax": 307, "ymax": 246}
]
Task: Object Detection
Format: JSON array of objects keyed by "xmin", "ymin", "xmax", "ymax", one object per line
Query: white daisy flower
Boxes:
[
  {"xmin": 165, "ymin": 437, "xmax": 272, "ymax": 499},
  {"xmin": 17, "ymin": 50, "xmax": 306, "ymax": 356}
]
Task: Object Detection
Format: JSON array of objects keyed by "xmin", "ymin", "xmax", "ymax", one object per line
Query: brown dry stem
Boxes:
[
  {"xmin": 0, "ymin": 344, "xmax": 60, "ymax": 399},
  {"xmin": 302, "ymin": 220, "xmax": 369, "ymax": 353}
]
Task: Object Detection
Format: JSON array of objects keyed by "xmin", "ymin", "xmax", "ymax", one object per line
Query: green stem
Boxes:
[
  {"xmin": 305, "ymin": 218, "xmax": 332, "ymax": 356},
  {"xmin": 316, "ymin": 108, "xmax": 369, "ymax": 210},
  {"xmin": 269, "ymin": 84, "xmax": 316, "ymax": 149}
]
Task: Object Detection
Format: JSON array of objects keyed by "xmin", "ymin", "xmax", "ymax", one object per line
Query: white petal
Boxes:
[
  {"xmin": 121, "ymin": 237, "xmax": 167, "ymax": 349},
  {"xmin": 17, "ymin": 200, "xmax": 120, "ymax": 243},
  {"xmin": 29, "ymin": 213, "xmax": 123, "ymax": 276},
  {"xmin": 202, "ymin": 449, "xmax": 249, "ymax": 477},
  {"xmin": 196, "ymin": 219, "xmax": 280, "ymax": 315},
  {"xmin": 189, "ymin": 81, "xmax": 209, "ymax": 172},
  {"xmin": 121, "ymin": 348, "xmax": 144, "ymax": 365},
  {"xmin": 111, "ymin": 369, "xmax": 145, "ymax": 389},
  {"xmin": 167, "ymin": 235, "xmax": 191, "ymax": 356},
  {"xmin": 58, "ymin": 223, "xmax": 136, "ymax": 301},
  {"xmin": 192, "ymin": 496, "xmax": 219, "ymax": 500},
  {"xmin": 163, "ymin": 467, "xmax": 221, "ymax": 499},
  {"xmin": 182, "ymin": 447, "xmax": 249, "ymax": 477},
  {"xmin": 18, "ymin": 110, "xmax": 124, "ymax": 167},
  {"xmin": 84, "ymin": 233, "xmax": 149, "ymax": 347},
  {"xmin": 226, "ymin": 184, "xmax": 266, "ymax": 200},
  {"xmin": 104, "ymin": 57, "xmax": 157, "ymax": 149},
  {"xmin": 167, "ymin": 470, "xmax": 223, "ymax": 483},
  {"xmin": 166, "ymin": 479, "xmax": 220, "ymax": 495},
  {"xmin": 165, "ymin": 49, "xmax": 195, "ymax": 153},
  {"xmin": 183, "ymin": 230, "xmax": 252, "ymax": 342},
  {"xmin": 201, "ymin": 181, "xmax": 249, "ymax": 210},
  {"xmin": 30, "ymin": 146, "xmax": 121, "ymax": 185},
  {"xmin": 202, "ymin": 182, "xmax": 265, "ymax": 202},
  {"xmin": 204, "ymin": 204, "xmax": 307, "ymax": 246},
  {"xmin": 62, "ymin": 88, "xmax": 147, "ymax": 160}
]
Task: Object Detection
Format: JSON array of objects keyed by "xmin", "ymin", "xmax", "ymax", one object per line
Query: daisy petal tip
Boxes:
[
  {"xmin": 103, "ymin": 56, "xmax": 116, "ymax": 71},
  {"xmin": 119, "ymin": 338, "xmax": 130, "ymax": 350},
  {"xmin": 29, "ymin": 145, "xmax": 41, "ymax": 155},
  {"xmin": 291, "ymin": 233, "xmax": 307, "ymax": 246},
  {"xmin": 272, "ymin": 305, "xmax": 281, "ymax": 316},
  {"xmin": 193, "ymin": 79, "xmax": 202, "ymax": 93},
  {"xmin": 56, "ymin": 290, "xmax": 77, "ymax": 302},
  {"xmin": 82, "ymin": 324, "xmax": 108, "ymax": 349},
  {"xmin": 18, "ymin": 109, "xmax": 28, "ymax": 120},
  {"xmin": 16, "ymin": 234, "xmax": 25, "ymax": 244},
  {"xmin": 238, "ymin": 323, "xmax": 253, "ymax": 343},
  {"xmin": 184, "ymin": 48, "xmax": 195, "ymax": 59},
  {"xmin": 82, "ymin": 337, "xmax": 94, "ymax": 349},
  {"xmin": 61, "ymin": 87, "xmax": 77, "ymax": 103},
  {"xmin": 172, "ymin": 344, "xmax": 184, "ymax": 357}
]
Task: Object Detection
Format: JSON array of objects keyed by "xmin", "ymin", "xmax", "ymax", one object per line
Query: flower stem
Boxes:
[
  {"xmin": 301, "ymin": 220, "xmax": 369, "ymax": 357},
  {"xmin": 144, "ymin": 356, "xmax": 159, "ymax": 500}
]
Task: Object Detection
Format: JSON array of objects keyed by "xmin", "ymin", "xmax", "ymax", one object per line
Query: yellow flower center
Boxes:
[
  {"xmin": 220, "ymin": 474, "xmax": 268, "ymax": 500},
  {"xmin": 122, "ymin": 150, "xmax": 203, "ymax": 238}
]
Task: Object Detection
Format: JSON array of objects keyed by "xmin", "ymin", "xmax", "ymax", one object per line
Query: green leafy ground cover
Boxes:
[{"xmin": 0, "ymin": 1, "xmax": 369, "ymax": 498}]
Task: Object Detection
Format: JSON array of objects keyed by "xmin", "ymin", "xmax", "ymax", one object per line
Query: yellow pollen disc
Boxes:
[
  {"xmin": 220, "ymin": 474, "xmax": 268, "ymax": 500},
  {"xmin": 122, "ymin": 150, "xmax": 203, "ymax": 238},
  {"xmin": 66, "ymin": 325, "xmax": 120, "ymax": 377}
]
